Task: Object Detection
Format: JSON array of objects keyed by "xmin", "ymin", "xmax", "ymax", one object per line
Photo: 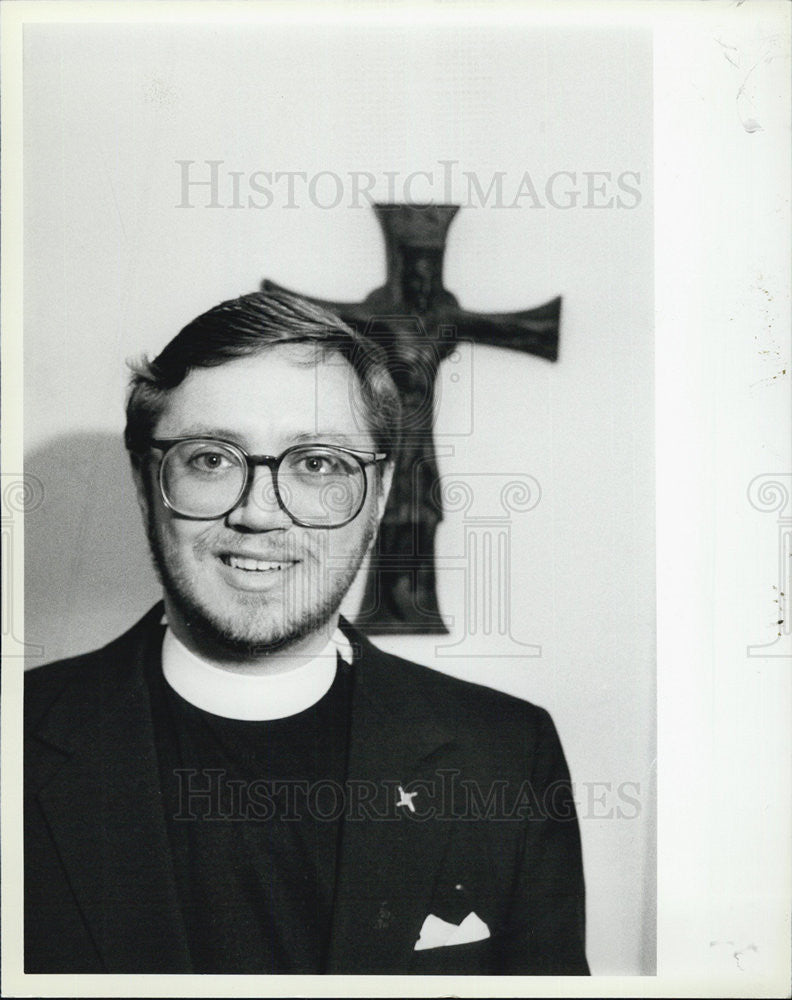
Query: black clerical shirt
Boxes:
[{"xmin": 145, "ymin": 648, "xmax": 353, "ymax": 974}]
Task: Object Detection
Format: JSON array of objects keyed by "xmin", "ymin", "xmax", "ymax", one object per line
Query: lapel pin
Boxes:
[{"xmin": 396, "ymin": 785, "xmax": 418, "ymax": 813}]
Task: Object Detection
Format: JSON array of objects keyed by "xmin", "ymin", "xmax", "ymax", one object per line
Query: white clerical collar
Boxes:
[{"xmin": 161, "ymin": 623, "xmax": 353, "ymax": 722}]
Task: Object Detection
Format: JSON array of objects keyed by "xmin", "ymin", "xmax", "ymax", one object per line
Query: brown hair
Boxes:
[{"xmin": 125, "ymin": 288, "xmax": 401, "ymax": 461}]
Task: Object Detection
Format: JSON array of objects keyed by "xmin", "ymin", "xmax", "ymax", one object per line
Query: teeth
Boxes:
[{"xmin": 227, "ymin": 556, "xmax": 291, "ymax": 572}]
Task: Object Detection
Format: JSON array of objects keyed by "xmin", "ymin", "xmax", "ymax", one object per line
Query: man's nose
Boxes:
[{"xmin": 225, "ymin": 465, "xmax": 292, "ymax": 531}]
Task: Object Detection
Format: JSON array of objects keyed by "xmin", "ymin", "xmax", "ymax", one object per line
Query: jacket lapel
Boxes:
[
  {"xmin": 325, "ymin": 628, "xmax": 460, "ymax": 974},
  {"xmin": 32, "ymin": 607, "xmax": 192, "ymax": 973}
]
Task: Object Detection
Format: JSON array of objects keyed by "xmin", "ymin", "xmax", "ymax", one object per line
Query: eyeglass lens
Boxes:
[{"xmin": 160, "ymin": 440, "xmax": 367, "ymax": 525}]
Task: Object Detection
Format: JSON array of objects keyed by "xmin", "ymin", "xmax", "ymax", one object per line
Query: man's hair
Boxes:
[{"xmin": 124, "ymin": 288, "xmax": 401, "ymax": 461}]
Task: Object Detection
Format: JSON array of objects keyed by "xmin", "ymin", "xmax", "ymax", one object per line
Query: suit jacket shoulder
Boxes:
[
  {"xmin": 344, "ymin": 630, "xmax": 565, "ymax": 788},
  {"xmin": 25, "ymin": 604, "xmax": 164, "ymax": 736},
  {"xmin": 360, "ymin": 637, "xmax": 552, "ymax": 723}
]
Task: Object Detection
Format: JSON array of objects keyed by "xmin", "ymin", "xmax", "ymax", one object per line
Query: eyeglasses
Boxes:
[{"xmin": 149, "ymin": 437, "xmax": 388, "ymax": 528}]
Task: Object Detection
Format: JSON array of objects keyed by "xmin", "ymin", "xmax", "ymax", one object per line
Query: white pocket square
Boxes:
[{"xmin": 414, "ymin": 911, "xmax": 490, "ymax": 951}]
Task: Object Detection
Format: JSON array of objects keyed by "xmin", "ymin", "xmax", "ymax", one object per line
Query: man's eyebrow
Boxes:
[
  {"xmin": 289, "ymin": 430, "xmax": 374, "ymax": 446},
  {"xmin": 162, "ymin": 426, "xmax": 246, "ymax": 441},
  {"xmin": 161, "ymin": 427, "xmax": 374, "ymax": 447}
]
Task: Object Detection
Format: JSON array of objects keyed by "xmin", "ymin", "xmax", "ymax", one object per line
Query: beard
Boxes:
[{"xmin": 142, "ymin": 480, "xmax": 379, "ymax": 663}]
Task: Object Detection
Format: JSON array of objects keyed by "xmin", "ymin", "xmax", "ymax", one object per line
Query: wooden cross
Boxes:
[{"xmin": 262, "ymin": 203, "xmax": 560, "ymax": 634}]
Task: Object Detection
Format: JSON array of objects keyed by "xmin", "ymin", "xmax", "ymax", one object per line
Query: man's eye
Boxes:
[
  {"xmin": 302, "ymin": 455, "xmax": 332, "ymax": 474},
  {"xmin": 188, "ymin": 451, "xmax": 232, "ymax": 472},
  {"xmin": 298, "ymin": 453, "xmax": 342, "ymax": 475}
]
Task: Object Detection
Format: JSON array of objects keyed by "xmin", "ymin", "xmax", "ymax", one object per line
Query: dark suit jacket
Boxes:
[{"xmin": 25, "ymin": 603, "xmax": 589, "ymax": 975}]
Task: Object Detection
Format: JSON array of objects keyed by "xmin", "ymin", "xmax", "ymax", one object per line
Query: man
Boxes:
[{"xmin": 25, "ymin": 289, "xmax": 589, "ymax": 975}]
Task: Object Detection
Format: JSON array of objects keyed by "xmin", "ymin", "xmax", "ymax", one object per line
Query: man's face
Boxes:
[{"xmin": 135, "ymin": 343, "xmax": 391, "ymax": 661}]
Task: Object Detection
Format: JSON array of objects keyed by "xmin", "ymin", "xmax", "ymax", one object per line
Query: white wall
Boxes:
[{"xmin": 23, "ymin": 20, "xmax": 654, "ymax": 975}]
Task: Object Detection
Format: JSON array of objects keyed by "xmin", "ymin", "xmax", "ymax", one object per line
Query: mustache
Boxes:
[
  {"xmin": 214, "ymin": 543, "xmax": 306, "ymax": 560},
  {"xmin": 197, "ymin": 532, "xmax": 323, "ymax": 562},
  {"xmin": 218, "ymin": 550, "xmax": 302, "ymax": 562}
]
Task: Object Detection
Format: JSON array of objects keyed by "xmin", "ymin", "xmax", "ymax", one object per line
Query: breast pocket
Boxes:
[{"xmin": 410, "ymin": 936, "xmax": 496, "ymax": 975}]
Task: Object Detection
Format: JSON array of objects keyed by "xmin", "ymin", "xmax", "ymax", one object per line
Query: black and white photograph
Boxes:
[{"xmin": 2, "ymin": 1, "xmax": 789, "ymax": 996}]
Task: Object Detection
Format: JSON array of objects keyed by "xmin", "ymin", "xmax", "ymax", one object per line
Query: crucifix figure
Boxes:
[{"xmin": 262, "ymin": 203, "xmax": 560, "ymax": 634}]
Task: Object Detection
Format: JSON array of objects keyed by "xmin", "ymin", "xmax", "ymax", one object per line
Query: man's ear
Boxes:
[{"xmin": 376, "ymin": 459, "xmax": 395, "ymax": 522}]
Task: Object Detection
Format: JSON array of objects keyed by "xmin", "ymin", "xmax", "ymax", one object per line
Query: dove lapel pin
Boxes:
[{"xmin": 396, "ymin": 785, "xmax": 418, "ymax": 813}]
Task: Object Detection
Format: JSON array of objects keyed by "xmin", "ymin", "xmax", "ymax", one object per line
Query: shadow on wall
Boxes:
[{"xmin": 24, "ymin": 431, "xmax": 160, "ymax": 670}]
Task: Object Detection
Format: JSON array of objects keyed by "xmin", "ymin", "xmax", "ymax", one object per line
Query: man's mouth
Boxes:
[{"xmin": 221, "ymin": 555, "xmax": 298, "ymax": 573}]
